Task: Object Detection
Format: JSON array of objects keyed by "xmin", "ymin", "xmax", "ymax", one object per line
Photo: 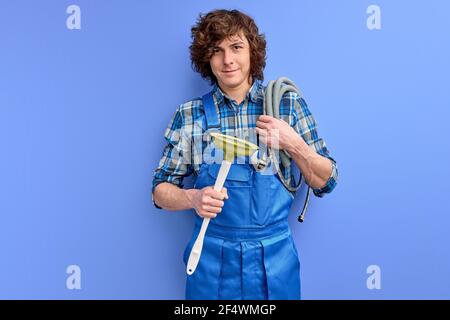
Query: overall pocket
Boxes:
[
  {"xmin": 205, "ymin": 163, "xmax": 253, "ymax": 227},
  {"xmin": 251, "ymin": 172, "xmax": 294, "ymax": 225}
]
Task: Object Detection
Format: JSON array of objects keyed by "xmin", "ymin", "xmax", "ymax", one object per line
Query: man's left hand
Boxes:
[{"xmin": 255, "ymin": 115, "xmax": 299, "ymax": 152}]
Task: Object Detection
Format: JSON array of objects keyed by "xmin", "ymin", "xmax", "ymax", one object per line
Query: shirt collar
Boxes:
[{"xmin": 212, "ymin": 79, "xmax": 262, "ymax": 106}]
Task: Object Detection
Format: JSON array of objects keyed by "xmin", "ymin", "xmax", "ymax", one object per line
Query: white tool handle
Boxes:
[{"xmin": 186, "ymin": 160, "xmax": 232, "ymax": 275}]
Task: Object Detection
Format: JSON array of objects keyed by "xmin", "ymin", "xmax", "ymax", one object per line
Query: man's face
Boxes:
[{"xmin": 209, "ymin": 31, "xmax": 251, "ymax": 91}]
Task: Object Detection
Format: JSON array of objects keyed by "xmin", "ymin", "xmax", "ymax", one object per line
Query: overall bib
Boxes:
[{"xmin": 183, "ymin": 91, "xmax": 301, "ymax": 300}]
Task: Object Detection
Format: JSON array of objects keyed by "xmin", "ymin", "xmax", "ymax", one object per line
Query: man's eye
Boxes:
[{"xmin": 234, "ymin": 46, "xmax": 242, "ymax": 50}]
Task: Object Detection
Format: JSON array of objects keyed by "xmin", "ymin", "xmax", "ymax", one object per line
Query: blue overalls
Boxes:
[{"xmin": 183, "ymin": 91, "xmax": 301, "ymax": 300}]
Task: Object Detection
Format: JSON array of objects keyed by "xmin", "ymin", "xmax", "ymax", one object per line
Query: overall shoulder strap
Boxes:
[{"xmin": 202, "ymin": 92, "xmax": 220, "ymax": 130}]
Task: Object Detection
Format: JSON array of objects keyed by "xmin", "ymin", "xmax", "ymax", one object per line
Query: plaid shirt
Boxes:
[{"xmin": 152, "ymin": 79, "xmax": 338, "ymax": 208}]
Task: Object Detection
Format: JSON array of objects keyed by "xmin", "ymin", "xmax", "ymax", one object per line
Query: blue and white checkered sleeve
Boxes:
[
  {"xmin": 151, "ymin": 105, "xmax": 193, "ymax": 209},
  {"xmin": 292, "ymin": 95, "xmax": 339, "ymax": 197}
]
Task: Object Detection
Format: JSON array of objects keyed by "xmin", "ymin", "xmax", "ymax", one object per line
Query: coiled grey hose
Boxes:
[{"xmin": 258, "ymin": 77, "xmax": 312, "ymax": 222}]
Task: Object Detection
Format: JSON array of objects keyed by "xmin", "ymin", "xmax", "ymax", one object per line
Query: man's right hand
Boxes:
[{"xmin": 187, "ymin": 186, "xmax": 229, "ymax": 219}]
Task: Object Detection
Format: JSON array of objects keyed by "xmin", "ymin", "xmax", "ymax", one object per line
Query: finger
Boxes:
[
  {"xmin": 256, "ymin": 128, "xmax": 269, "ymax": 145},
  {"xmin": 209, "ymin": 189, "xmax": 226, "ymax": 200},
  {"xmin": 258, "ymin": 115, "xmax": 273, "ymax": 122},
  {"xmin": 256, "ymin": 120, "xmax": 270, "ymax": 130},
  {"xmin": 256, "ymin": 128, "xmax": 269, "ymax": 142},
  {"xmin": 221, "ymin": 187, "xmax": 229, "ymax": 199},
  {"xmin": 206, "ymin": 198, "xmax": 224, "ymax": 208},
  {"xmin": 201, "ymin": 204, "xmax": 222, "ymax": 214},
  {"xmin": 255, "ymin": 127, "xmax": 268, "ymax": 136},
  {"xmin": 203, "ymin": 187, "xmax": 221, "ymax": 198},
  {"xmin": 199, "ymin": 211, "xmax": 217, "ymax": 219}
]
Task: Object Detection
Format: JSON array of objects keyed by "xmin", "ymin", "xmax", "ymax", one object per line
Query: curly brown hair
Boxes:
[{"xmin": 190, "ymin": 9, "xmax": 267, "ymax": 85}]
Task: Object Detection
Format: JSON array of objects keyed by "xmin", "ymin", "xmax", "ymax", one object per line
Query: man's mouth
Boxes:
[{"xmin": 223, "ymin": 69, "xmax": 238, "ymax": 73}]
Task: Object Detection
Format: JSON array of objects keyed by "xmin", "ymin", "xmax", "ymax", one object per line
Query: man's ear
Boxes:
[{"xmin": 247, "ymin": 75, "xmax": 253, "ymax": 86}]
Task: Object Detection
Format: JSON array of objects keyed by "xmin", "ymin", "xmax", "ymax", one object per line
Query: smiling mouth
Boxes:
[{"xmin": 223, "ymin": 69, "xmax": 238, "ymax": 73}]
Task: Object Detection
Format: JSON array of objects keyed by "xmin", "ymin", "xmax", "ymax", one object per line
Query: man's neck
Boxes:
[{"xmin": 218, "ymin": 78, "xmax": 253, "ymax": 105}]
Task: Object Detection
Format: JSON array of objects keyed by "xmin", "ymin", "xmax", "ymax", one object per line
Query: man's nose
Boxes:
[{"xmin": 223, "ymin": 49, "xmax": 234, "ymax": 65}]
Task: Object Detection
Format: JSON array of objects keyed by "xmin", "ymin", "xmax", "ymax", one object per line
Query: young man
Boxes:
[{"xmin": 152, "ymin": 9, "xmax": 338, "ymax": 300}]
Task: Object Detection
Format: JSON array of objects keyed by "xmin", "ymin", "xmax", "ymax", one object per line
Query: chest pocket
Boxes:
[{"xmin": 207, "ymin": 163, "xmax": 253, "ymax": 188}]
